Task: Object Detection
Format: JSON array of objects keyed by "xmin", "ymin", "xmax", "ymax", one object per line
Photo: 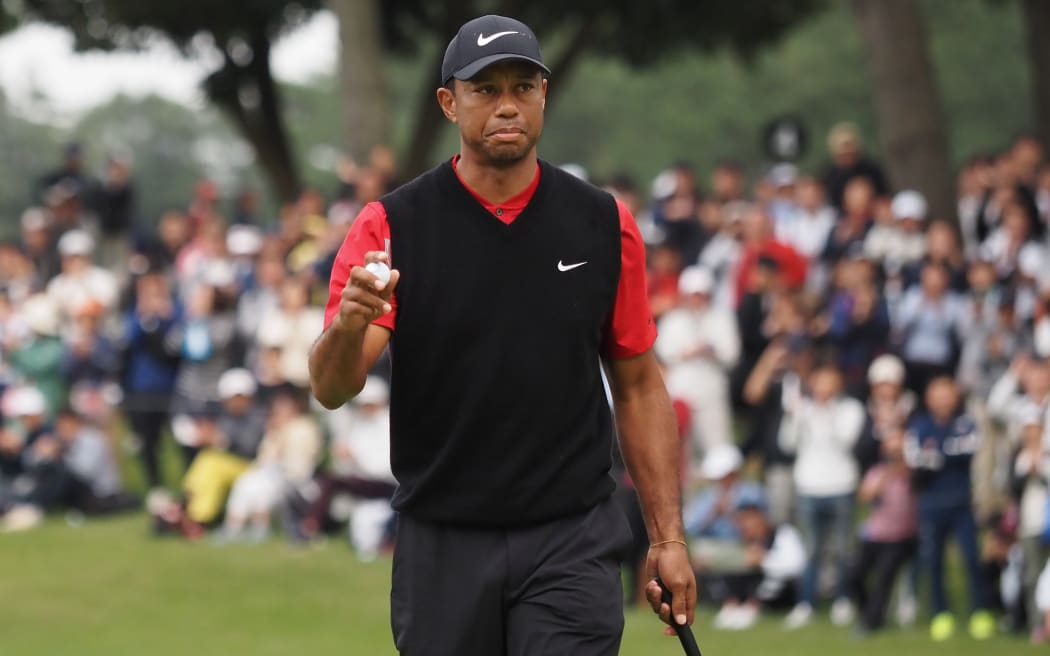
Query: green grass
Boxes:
[{"xmin": 1, "ymin": 514, "xmax": 1037, "ymax": 656}]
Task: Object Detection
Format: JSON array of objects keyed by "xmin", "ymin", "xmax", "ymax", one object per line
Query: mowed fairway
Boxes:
[{"xmin": 1, "ymin": 514, "xmax": 1036, "ymax": 655}]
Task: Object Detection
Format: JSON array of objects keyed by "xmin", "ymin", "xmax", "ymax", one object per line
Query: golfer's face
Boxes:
[{"xmin": 454, "ymin": 61, "xmax": 546, "ymax": 165}]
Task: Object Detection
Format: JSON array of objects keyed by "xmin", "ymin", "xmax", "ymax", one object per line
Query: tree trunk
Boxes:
[
  {"xmin": 1022, "ymin": 0, "xmax": 1050, "ymax": 150},
  {"xmin": 402, "ymin": 46, "xmax": 453, "ymax": 177},
  {"xmin": 332, "ymin": 0, "xmax": 390, "ymax": 165},
  {"xmin": 851, "ymin": 0, "xmax": 955, "ymax": 225},
  {"xmin": 543, "ymin": 21, "xmax": 592, "ymax": 113},
  {"xmin": 205, "ymin": 34, "xmax": 301, "ymax": 204}
]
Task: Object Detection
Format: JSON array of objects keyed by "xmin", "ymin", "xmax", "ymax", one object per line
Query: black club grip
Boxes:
[{"xmin": 655, "ymin": 577, "xmax": 702, "ymax": 656}]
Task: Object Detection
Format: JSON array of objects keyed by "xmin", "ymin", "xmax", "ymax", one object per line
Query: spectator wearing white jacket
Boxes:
[
  {"xmin": 779, "ymin": 364, "xmax": 865, "ymax": 630},
  {"xmin": 656, "ymin": 266, "xmax": 741, "ymax": 466}
]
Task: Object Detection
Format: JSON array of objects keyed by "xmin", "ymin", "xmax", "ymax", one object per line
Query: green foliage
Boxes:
[
  {"xmin": 0, "ymin": 0, "xmax": 1033, "ymax": 222},
  {"xmin": 19, "ymin": 0, "xmax": 322, "ymax": 51},
  {"xmin": 537, "ymin": 0, "xmax": 1031, "ymax": 188},
  {"xmin": 0, "ymin": 91, "xmax": 63, "ymax": 230},
  {"xmin": 72, "ymin": 94, "xmax": 266, "ymax": 226}
]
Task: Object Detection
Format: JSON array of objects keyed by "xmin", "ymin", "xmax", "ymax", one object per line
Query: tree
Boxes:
[
  {"xmin": 851, "ymin": 0, "xmax": 955, "ymax": 224},
  {"xmin": 1021, "ymin": 0, "xmax": 1050, "ymax": 149},
  {"xmin": 330, "ymin": 0, "xmax": 389, "ymax": 165},
  {"xmin": 345, "ymin": 0, "xmax": 828, "ymax": 175},
  {"xmin": 19, "ymin": 0, "xmax": 322, "ymax": 204}
]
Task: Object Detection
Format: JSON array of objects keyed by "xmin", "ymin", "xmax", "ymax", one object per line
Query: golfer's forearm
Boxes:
[
  {"xmin": 616, "ymin": 385, "xmax": 685, "ymax": 543},
  {"xmin": 309, "ymin": 323, "xmax": 368, "ymax": 409}
]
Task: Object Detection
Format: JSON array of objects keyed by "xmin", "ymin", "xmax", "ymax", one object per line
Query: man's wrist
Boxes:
[{"xmin": 649, "ymin": 537, "xmax": 688, "ymax": 549}]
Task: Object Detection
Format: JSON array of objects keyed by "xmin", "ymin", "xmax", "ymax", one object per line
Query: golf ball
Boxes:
[{"xmin": 365, "ymin": 261, "xmax": 391, "ymax": 284}]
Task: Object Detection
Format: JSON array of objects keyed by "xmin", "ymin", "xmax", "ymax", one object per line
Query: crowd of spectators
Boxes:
[{"xmin": 3, "ymin": 123, "xmax": 1050, "ymax": 643}]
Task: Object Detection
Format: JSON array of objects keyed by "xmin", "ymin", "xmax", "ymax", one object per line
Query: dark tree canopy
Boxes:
[
  {"xmin": 11, "ymin": 0, "xmax": 828, "ymax": 192},
  {"xmin": 379, "ymin": 0, "xmax": 828, "ymax": 65},
  {"xmin": 18, "ymin": 0, "xmax": 324, "ymax": 203}
]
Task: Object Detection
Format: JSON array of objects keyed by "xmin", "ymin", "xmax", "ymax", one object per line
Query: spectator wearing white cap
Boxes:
[
  {"xmin": 0, "ymin": 385, "xmax": 63, "ymax": 526},
  {"xmin": 176, "ymin": 368, "xmax": 268, "ymax": 536},
  {"xmin": 45, "ymin": 229, "xmax": 119, "ymax": 322},
  {"xmin": 683, "ymin": 444, "xmax": 765, "ymax": 542},
  {"xmin": 863, "ymin": 190, "xmax": 928, "ymax": 275},
  {"xmin": 656, "ymin": 266, "xmax": 741, "ymax": 464},
  {"xmin": 681, "ymin": 444, "xmax": 766, "ymax": 613},
  {"xmin": 303, "ymin": 375, "xmax": 397, "ymax": 556},
  {"xmin": 6, "ymin": 294, "xmax": 67, "ymax": 416},
  {"xmin": 0, "ymin": 386, "xmax": 51, "ymax": 484},
  {"xmin": 854, "ymin": 355, "xmax": 916, "ymax": 475}
]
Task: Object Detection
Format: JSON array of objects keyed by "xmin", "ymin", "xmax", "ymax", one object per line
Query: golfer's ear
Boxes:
[{"xmin": 437, "ymin": 86, "xmax": 457, "ymax": 123}]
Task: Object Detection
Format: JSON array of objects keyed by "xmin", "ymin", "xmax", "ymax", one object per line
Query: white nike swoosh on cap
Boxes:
[
  {"xmin": 477, "ymin": 31, "xmax": 519, "ymax": 46},
  {"xmin": 557, "ymin": 260, "xmax": 588, "ymax": 272}
]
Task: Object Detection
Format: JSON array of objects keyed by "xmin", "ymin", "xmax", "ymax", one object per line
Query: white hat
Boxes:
[
  {"xmin": 700, "ymin": 444, "xmax": 743, "ymax": 480},
  {"xmin": 559, "ymin": 163, "xmax": 589, "ymax": 182},
  {"xmin": 203, "ymin": 259, "xmax": 236, "ymax": 287},
  {"xmin": 217, "ymin": 368, "xmax": 257, "ymax": 400},
  {"xmin": 57, "ymin": 229, "xmax": 95, "ymax": 256},
  {"xmin": 650, "ymin": 169, "xmax": 678, "ymax": 201},
  {"xmin": 20, "ymin": 208, "xmax": 49, "ymax": 232},
  {"xmin": 768, "ymin": 163, "xmax": 799, "ymax": 188},
  {"xmin": 226, "ymin": 226, "xmax": 264, "ymax": 257},
  {"xmin": 891, "ymin": 190, "xmax": 927, "ymax": 221},
  {"xmin": 20, "ymin": 294, "xmax": 59, "ymax": 336},
  {"xmin": 4, "ymin": 386, "xmax": 47, "ymax": 417},
  {"xmin": 1018, "ymin": 243, "xmax": 1046, "ymax": 279},
  {"xmin": 868, "ymin": 354, "xmax": 906, "ymax": 386},
  {"xmin": 355, "ymin": 376, "xmax": 390, "ymax": 406},
  {"xmin": 678, "ymin": 266, "xmax": 715, "ymax": 296}
]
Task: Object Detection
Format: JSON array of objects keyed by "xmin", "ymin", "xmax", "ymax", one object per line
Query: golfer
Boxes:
[{"xmin": 309, "ymin": 14, "xmax": 696, "ymax": 655}]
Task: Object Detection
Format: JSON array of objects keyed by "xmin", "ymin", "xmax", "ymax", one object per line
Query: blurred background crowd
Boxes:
[{"xmin": 2, "ymin": 122, "xmax": 1050, "ymax": 644}]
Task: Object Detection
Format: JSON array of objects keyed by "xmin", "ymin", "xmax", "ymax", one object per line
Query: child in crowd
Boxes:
[
  {"xmin": 906, "ymin": 376, "xmax": 995, "ymax": 640},
  {"xmin": 849, "ymin": 428, "xmax": 918, "ymax": 635}
]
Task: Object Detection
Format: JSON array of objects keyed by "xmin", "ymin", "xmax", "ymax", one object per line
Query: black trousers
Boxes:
[
  {"xmin": 391, "ymin": 497, "xmax": 633, "ymax": 656},
  {"xmin": 849, "ymin": 538, "xmax": 917, "ymax": 630},
  {"xmin": 126, "ymin": 407, "xmax": 169, "ymax": 488}
]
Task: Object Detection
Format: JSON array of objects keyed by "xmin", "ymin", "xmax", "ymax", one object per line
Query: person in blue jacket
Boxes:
[{"xmin": 905, "ymin": 376, "xmax": 994, "ymax": 641}]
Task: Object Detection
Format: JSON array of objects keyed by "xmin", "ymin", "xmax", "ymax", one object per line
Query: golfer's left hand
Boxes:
[{"xmin": 645, "ymin": 542, "xmax": 697, "ymax": 635}]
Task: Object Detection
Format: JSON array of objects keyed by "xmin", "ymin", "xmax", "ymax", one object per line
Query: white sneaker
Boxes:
[
  {"xmin": 733, "ymin": 603, "xmax": 759, "ymax": 630},
  {"xmin": 784, "ymin": 602, "xmax": 813, "ymax": 630},
  {"xmin": 896, "ymin": 592, "xmax": 917, "ymax": 627},
  {"xmin": 830, "ymin": 598, "xmax": 855, "ymax": 627},
  {"xmin": 714, "ymin": 604, "xmax": 740, "ymax": 630}
]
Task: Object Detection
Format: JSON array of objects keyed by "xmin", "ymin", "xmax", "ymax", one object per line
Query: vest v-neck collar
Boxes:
[{"xmin": 447, "ymin": 156, "xmax": 543, "ymax": 226}]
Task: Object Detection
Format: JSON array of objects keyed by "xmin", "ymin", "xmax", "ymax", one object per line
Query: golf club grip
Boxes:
[{"xmin": 655, "ymin": 578, "xmax": 702, "ymax": 656}]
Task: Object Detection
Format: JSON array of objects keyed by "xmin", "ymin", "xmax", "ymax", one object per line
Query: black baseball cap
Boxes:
[{"xmin": 441, "ymin": 15, "xmax": 550, "ymax": 85}]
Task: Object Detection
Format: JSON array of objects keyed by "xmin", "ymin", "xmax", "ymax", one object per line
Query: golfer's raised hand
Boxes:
[
  {"xmin": 336, "ymin": 250, "xmax": 399, "ymax": 333},
  {"xmin": 645, "ymin": 542, "xmax": 697, "ymax": 635}
]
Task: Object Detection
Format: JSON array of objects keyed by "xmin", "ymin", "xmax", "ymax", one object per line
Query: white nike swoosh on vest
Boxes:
[
  {"xmin": 557, "ymin": 260, "xmax": 588, "ymax": 272},
  {"xmin": 477, "ymin": 31, "xmax": 519, "ymax": 46}
]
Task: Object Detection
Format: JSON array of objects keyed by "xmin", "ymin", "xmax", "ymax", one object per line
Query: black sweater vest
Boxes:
[{"xmin": 381, "ymin": 159, "xmax": 622, "ymax": 526}]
